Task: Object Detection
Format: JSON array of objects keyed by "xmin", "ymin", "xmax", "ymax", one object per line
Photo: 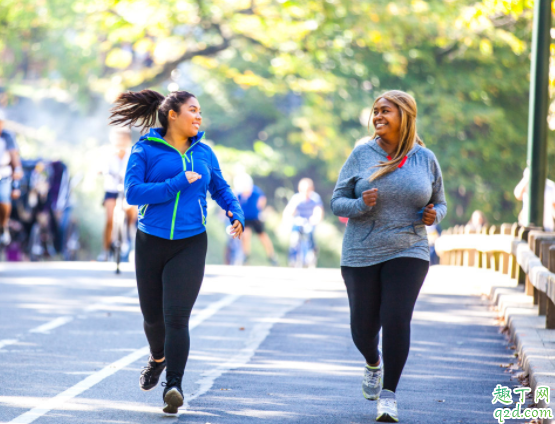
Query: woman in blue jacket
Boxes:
[{"xmin": 110, "ymin": 89, "xmax": 244, "ymax": 414}]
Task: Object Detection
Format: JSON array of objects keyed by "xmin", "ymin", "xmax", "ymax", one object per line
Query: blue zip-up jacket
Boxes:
[{"xmin": 124, "ymin": 128, "xmax": 245, "ymax": 240}]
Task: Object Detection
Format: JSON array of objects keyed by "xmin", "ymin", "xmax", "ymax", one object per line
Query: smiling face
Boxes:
[
  {"xmin": 372, "ymin": 97, "xmax": 401, "ymax": 141},
  {"xmin": 169, "ymin": 96, "xmax": 202, "ymax": 138}
]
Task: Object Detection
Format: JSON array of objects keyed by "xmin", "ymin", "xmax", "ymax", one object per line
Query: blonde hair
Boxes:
[{"xmin": 368, "ymin": 90, "xmax": 425, "ymax": 181}]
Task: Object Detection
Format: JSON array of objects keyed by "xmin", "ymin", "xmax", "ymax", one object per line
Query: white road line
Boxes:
[
  {"xmin": 185, "ymin": 298, "xmax": 304, "ymax": 408},
  {"xmin": 0, "ymin": 339, "xmax": 18, "ymax": 349},
  {"xmin": 1, "ymin": 289, "xmax": 139, "ymax": 351},
  {"xmin": 29, "ymin": 316, "xmax": 74, "ymax": 334},
  {"xmin": 8, "ymin": 293, "xmax": 240, "ymax": 424},
  {"xmin": 84, "ymin": 289, "xmax": 138, "ymax": 312}
]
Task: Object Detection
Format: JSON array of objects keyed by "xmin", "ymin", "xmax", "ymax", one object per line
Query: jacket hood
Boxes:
[
  {"xmin": 139, "ymin": 127, "xmax": 205, "ymax": 144},
  {"xmin": 368, "ymin": 137, "xmax": 421, "ymax": 158}
]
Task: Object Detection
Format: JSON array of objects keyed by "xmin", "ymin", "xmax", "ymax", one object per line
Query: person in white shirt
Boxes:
[
  {"xmin": 98, "ymin": 127, "xmax": 137, "ymax": 261},
  {"xmin": 514, "ymin": 167, "xmax": 555, "ymax": 232}
]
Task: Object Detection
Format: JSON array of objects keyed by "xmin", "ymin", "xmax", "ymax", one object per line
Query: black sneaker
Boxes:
[
  {"xmin": 162, "ymin": 376, "xmax": 184, "ymax": 414},
  {"xmin": 139, "ymin": 356, "xmax": 166, "ymax": 391}
]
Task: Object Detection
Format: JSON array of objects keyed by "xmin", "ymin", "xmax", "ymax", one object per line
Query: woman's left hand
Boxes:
[
  {"xmin": 422, "ymin": 204, "xmax": 436, "ymax": 226},
  {"xmin": 227, "ymin": 211, "xmax": 243, "ymax": 239}
]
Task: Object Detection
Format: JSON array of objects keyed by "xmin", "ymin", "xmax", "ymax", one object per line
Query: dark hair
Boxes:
[{"xmin": 109, "ymin": 89, "xmax": 196, "ymax": 133}]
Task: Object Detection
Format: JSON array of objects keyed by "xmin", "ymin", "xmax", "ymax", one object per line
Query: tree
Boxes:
[{"xmin": 0, "ymin": 0, "xmax": 543, "ymax": 226}]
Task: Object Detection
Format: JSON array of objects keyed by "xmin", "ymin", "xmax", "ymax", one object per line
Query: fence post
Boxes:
[
  {"xmin": 537, "ymin": 239, "xmax": 555, "ymax": 315},
  {"xmin": 546, "ymin": 246, "xmax": 555, "ymax": 328},
  {"xmin": 481, "ymin": 226, "xmax": 489, "ymax": 269},
  {"xmin": 539, "ymin": 238, "xmax": 555, "ymax": 265},
  {"xmin": 539, "ymin": 289, "xmax": 547, "ymax": 315},
  {"xmin": 526, "ymin": 275, "xmax": 535, "ymax": 296},
  {"xmin": 518, "ymin": 226, "xmax": 541, "ymax": 285},
  {"xmin": 509, "ymin": 223, "xmax": 520, "ymax": 279},
  {"xmin": 456, "ymin": 226, "xmax": 464, "ymax": 266},
  {"xmin": 489, "ymin": 226, "xmax": 500, "ymax": 270},
  {"xmin": 500, "ymin": 223, "xmax": 511, "ymax": 274},
  {"xmin": 527, "ymin": 230, "xmax": 549, "ymax": 296}
]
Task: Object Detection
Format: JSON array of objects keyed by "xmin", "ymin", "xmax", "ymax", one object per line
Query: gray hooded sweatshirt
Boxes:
[{"xmin": 331, "ymin": 138, "xmax": 447, "ymax": 267}]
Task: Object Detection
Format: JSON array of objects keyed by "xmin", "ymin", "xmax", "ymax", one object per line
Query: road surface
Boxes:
[{"xmin": 0, "ymin": 263, "xmax": 525, "ymax": 423}]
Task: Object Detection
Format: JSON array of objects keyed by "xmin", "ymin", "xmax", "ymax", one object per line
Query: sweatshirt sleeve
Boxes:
[
  {"xmin": 124, "ymin": 145, "xmax": 191, "ymax": 205},
  {"xmin": 331, "ymin": 149, "xmax": 373, "ymax": 218},
  {"xmin": 430, "ymin": 154, "xmax": 447, "ymax": 224},
  {"xmin": 208, "ymin": 150, "xmax": 245, "ymax": 229}
]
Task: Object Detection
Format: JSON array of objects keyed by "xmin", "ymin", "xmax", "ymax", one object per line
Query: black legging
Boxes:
[
  {"xmin": 341, "ymin": 257, "xmax": 429, "ymax": 392},
  {"xmin": 135, "ymin": 229, "xmax": 208, "ymax": 380}
]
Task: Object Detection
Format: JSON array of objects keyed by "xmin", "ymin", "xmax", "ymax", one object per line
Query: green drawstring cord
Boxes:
[{"xmin": 191, "ymin": 152, "xmax": 206, "ymax": 226}]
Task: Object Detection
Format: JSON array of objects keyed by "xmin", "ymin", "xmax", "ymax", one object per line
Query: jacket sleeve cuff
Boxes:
[
  {"xmin": 356, "ymin": 197, "xmax": 372, "ymax": 213},
  {"xmin": 228, "ymin": 211, "xmax": 245, "ymax": 230},
  {"xmin": 171, "ymin": 171, "xmax": 191, "ymax": 192}
]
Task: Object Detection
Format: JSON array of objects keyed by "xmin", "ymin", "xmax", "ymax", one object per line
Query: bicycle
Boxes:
[
  {"xmin": 225, "ymin": 235, "xmax": 245, "ymax": 266},
  {"xmin": 289, "ymin": 216, "xmax": 317, "ymax": 268}
]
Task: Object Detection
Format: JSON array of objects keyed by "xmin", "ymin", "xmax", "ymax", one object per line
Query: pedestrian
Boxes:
[
  {"xmin": 331, "ymin": 90, "xmax": 447, "ymax": 422},
  {"xmin": 0, "ymin": 109, "xmax": 23, "ymax": 245},
  {"xmin": 514, "ymin": 167, "xmax": 555, "ymax": 231},
  {"xmin": 97, "ymin": 127, "xmax": 137, "ymax": 261},
  {"xmin": 234, "ymin": 172, "xmax": 278, "ymax": 265},
  {"xmin": 466, "ymin": 210, "xmax": 487, "ymax": 233},
  {"xmin": 109, "ymin": 89, "xmax": 245, "ymax": 414}
]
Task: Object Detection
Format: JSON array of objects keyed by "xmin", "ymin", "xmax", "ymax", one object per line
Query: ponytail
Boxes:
[
  {"xmin": 109, "ymin": 90, "xmax": 164, "ymax": 133},
  {"xmin": 109, "ymin": 89, "xmax": 196, "ymax": 133}
]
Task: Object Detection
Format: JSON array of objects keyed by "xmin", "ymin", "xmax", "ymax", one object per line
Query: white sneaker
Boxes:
[
  {"xmin": 0, "ymin": 229, "xmax": 11, "ymax": 246},
  {"xmin": 362, "ymin": 352, "xmax": 383, "ymax": 400},
  {"xmin": 376, "ymin": 390, "xmax": 399, "ymax": 422}
]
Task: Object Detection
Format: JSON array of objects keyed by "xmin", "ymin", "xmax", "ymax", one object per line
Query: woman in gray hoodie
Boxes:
[{"xmin": 331, "ymin": 90, "xmax": 447, "ymax": 422}]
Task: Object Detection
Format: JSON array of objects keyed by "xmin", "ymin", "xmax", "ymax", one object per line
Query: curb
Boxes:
[{"xmin": 490, "ymin": 283, "xmax": 555, "ymax": 423}]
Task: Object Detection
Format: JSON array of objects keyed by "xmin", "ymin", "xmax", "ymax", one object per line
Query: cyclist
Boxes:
[
  {"xmin": 282, "ymin": 178, "xmax": 323, "ymax": 266},
  {"xmin": 0, "ymin": 109, "xmax": 23, "ymax": 246},
  {"xmin": 97, "ymin": 127, "xmax": 137, "ymax": 261},
  {"xmin": 234, "ymin": 173, "xmax": 278, "ymax": 266}
]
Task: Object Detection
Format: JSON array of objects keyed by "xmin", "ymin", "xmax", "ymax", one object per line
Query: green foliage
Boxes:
[{"xmin": 0, "ymin": 0, "xmax": 545, "ymax": 233}]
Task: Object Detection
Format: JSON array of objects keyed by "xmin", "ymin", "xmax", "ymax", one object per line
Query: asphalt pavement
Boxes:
[{"xmin": 0, "ymin": 263, "xmax": 527, "ymax": 424}]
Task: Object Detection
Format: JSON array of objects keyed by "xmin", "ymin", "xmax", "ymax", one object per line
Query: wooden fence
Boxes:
[{"xmin": 435, "ymin": 223, "xmax": 555, "ymax": 328}]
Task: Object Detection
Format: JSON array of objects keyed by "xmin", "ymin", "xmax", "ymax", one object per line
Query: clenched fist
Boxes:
[
  {"xmin": 186, "ymin": 171, "xmax": 202, "ymax": 184},
  {"xmin": 362, "ymin": 188, "xmax": 378, "ymax": 207},
  {"xmin": 422, "ymin": 204, "xmax": 436, "ymax": 226},
  {"xmin": 227, "ymin": 211, "xmax": 243, "ymax": 239}
]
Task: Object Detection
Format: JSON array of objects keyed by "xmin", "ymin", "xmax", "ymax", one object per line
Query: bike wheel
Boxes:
[
  {"xmin": 29, "ymin": 222, "xmax": 43, "ymax": 262},
  {"xmin": 229, "ymin": 237, "xmax": 244, "ymax": 266},
  {"xmin": 295, "ymin": 237, "xmax": 304, "ymax": 268},
  {"xmin": 63, "ymin": 221, "xmax": 80, "ymax": 261},
  {"xmin": 115, "ymin": 227, "xmax": 122, "ymax": 274}
]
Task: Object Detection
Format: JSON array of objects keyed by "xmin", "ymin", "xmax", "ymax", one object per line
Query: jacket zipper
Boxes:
[
  {"xmin": 192, "ymin": 152, "xmax": 206, "ymax": 226},
  {"xmin": 147, "ymin": 135, "xmax": 204, "ymax": 240}
]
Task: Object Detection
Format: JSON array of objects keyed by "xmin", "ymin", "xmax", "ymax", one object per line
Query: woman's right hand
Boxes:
[
  {"xmin": 186, "ymin": 171, "xmax": 202, "ymax": 184},
  {"xmin": 362, "ymin": 188, "xmax": 378, "ymax": 207}
]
